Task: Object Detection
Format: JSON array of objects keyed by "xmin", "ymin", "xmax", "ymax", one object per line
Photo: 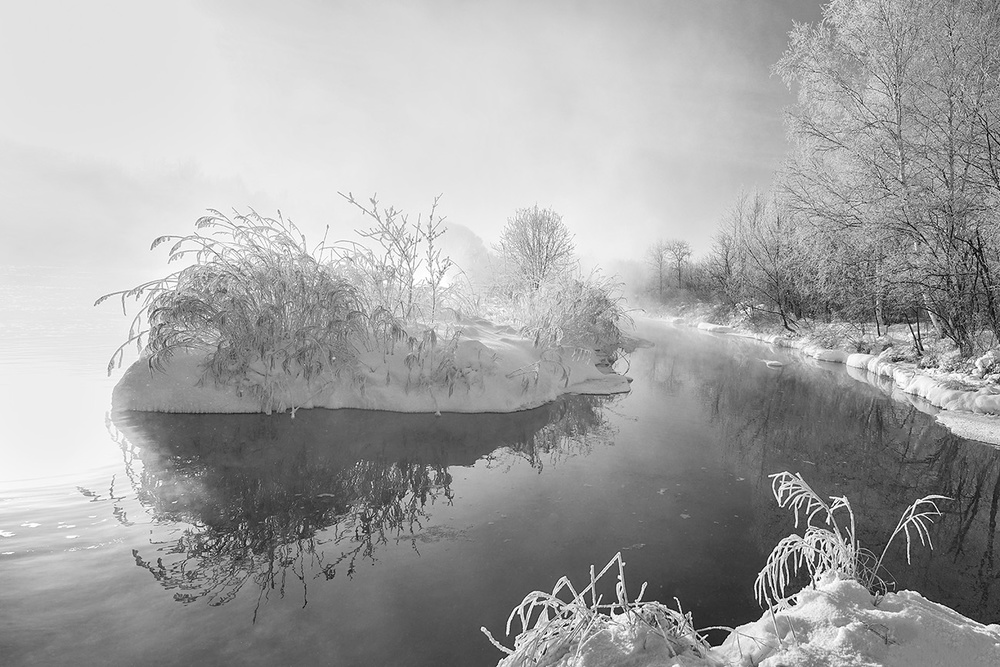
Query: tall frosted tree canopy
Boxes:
[
  {"xmin": 771, "ymin": 0, "xmax": 1000, "ymax": 355},
  {"xmin": 497, "ymin": 205, "xmax": 576, "ymax": 289}
]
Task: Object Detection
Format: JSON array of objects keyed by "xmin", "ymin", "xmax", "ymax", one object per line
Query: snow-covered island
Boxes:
[
  {"xmin": 111, "ymin": 315, "xmax": 632, "ymax": 414},
  {"xmin": 101, "ymin": 204, "xmax": 634, "ymax": 416}
]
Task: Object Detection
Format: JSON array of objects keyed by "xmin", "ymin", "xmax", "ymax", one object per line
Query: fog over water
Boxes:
[{"xmin": 1, "ymin": 1, "xmax": 825, "ymax": 272}]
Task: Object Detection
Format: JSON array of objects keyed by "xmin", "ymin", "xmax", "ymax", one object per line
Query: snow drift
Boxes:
[{"xmin": 507, "ymin": 573, "xmax": 1000, "ymax": 667}]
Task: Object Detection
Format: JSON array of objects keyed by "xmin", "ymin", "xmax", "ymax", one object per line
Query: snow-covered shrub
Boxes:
[
  {"xmin": 879, "ymin": 343, "xmax": 921, "ymax": 364},
  {"xmin": 99, "ymin": 198, "xmax": 488, "ymax": 412},
  {"xmin": 511, "ymin": 272, "xmax": 633, "ymax": 366},
  {"xmin": 482, "ymin": 552, "xmax": 712, "ymax": 666},
  {"xmin": 917, "ymin": 354, "xmax": 937, "ymax": 369},
  {"xmin": 974, "ymin": 349, "xmax": 1000, "ymax": 378},
  {"xmin": 755, "ymin": 472, "xmax": 946, "ymax": 610},
  {"xmin": 336, "ymin": 192, "xmax": 458, "ymax": 323},
  {"xmin": 848, "ymin": 337, "xmax": 872, "ymax": 354},
  {"xmin": 97, "ymin": 210, "xmax": 370, "ymax": 410}
]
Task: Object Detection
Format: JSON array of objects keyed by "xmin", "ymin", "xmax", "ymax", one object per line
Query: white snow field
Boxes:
[{"xmin": 112, "ymin": 316, "xmax": 631, "ymax": 414}]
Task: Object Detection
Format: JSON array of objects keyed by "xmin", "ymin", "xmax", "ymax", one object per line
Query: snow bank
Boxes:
[
  {"xmin": 690, "ymin": 321, "xmax": 1000, "ymax": 444},
  {"xmin": 112, "ymin": 317, "xmax": 631, "ymax": 414},
  {"xmin": 697, "ymin": 322, "xmax": 736, "ymax": 334},
  {"xmin": 714, "ymin": 574, "xmax": 1000, "ymax": 667},
  {"xmin": 935, "ymin": 412, "xmax": 1000, "ymax": 447},
  {"xmin": 501, "ymin": 574, "xmax": 1000, "ymax": 667}
]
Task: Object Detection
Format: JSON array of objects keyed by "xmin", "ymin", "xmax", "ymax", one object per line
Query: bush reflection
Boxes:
[{"xmin": 110, "ymin": 395, "xmax": 616, "ymax": 614}]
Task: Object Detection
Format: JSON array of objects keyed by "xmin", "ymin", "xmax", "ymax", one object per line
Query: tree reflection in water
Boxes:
[
  {"xmin": 642, "ymin": 324, "xmax": 1000, "ymax": 622},
  {"xmin": 108, "ymin": 394, "xmax": 616, "ymax": 618}
]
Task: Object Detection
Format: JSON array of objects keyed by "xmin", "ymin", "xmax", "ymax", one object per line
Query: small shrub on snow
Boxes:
[
  {"xmin": 482, "ymin": 552, "xmax": 712, "ymax": 666},
  {"xmin": 99, "ymin": 202, "xmax": 636, "ymax": 413},
  {"xmin": 849, "ymin": 337, "xmax": 873, "ymax": 354},
  {"xmin": 755, "ymin": 471, "xmax": 946, "ymax": 610},
  {"xmin": 935, "ymin": 349, "xmax": 965, "ymax": 373},
  {"xmin": 974, "ymin": 349, "xmax": 1000, "ymax": 378},
  {"xmin": 917, "ymin": 354, "xmax": 938, "ymax": 369},
  {"xmin": 880, "ymin": 344, "xmax": 921, "ymax": 364},
  {"xmin": 811, "ymin": 332, "xmax": 840, "ymax": 349},
  {"xmin": 509, "ymin": 272, "xmax": 633, "ymax": 366},
  {"xmin": 97, "ymin": 210, "xmax": 369, "ymax": 410},
  {"xmin": 97, "ymin": 202, "xmax": 479, "ymax": 412}
]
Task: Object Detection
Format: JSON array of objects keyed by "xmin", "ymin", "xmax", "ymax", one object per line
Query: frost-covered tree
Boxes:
[
  {"xmin": 715, "ymin": 191, "xmax": 808, "ymax": 331},
  {"xmin": 776, "ymin": 0, "xmax": 1000, "ymax": 354},
  {"xmin": 646, "ymin": 239, "xmax": 692, "ymax": 300},
  {"xmin": 646, "ymin": 240, "xmax": 669, "ymax": 299},
  {"xmin": 664, "ymin": 240, "xmax": 692, "ymax": 287},
  {"xmin": 496, "ymin": 205, "xmax": 576, "ymax": 290}
]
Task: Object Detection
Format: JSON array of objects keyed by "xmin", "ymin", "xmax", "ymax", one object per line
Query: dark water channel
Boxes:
[{"xmin": 3, "ymin": 317, "xmax": 1000, "ymax": 666}]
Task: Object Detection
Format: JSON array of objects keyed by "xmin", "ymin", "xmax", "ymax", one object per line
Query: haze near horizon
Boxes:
[{"xmin": 0, "ymin": 0, "xmax": 824, "ymax": 273}]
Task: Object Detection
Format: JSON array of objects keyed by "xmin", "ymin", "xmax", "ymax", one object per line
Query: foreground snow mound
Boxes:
[
  {"xmin": 112, "ymin": 317, "xmax": 631, "ymax": 414},
  {"xmin": 495, "ymin": 615, "xmax": 717, "ymax": 667},
  {"xmin": 496, "ymin": 575, "xmax": 1000, "ymax": 667},
  {"xmin": 716, "ymin": 574, "xmax": 1000, "ymax": 667}
]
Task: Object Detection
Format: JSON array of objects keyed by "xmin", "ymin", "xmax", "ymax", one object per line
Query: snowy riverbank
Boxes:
[
  {"xmin": 662, "ymin": 316, "xmax": 1000, "ymax": 447},
  {"xmin": 493, "ymin": 571, "xmax": 1000, "ymax": 667},
  {"xmin": 489, "ymin": 467, "xmax": 1000, "ymax": 667}
]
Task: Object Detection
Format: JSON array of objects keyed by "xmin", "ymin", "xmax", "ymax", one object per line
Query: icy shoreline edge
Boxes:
[{"xmin": 667, "ymin": 317, "xmax": 1000, "ymax": 447}]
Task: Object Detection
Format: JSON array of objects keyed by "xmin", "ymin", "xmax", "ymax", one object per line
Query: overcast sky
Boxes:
[{"xmin": 0, "ymin": 0, "xmax": 825, "ymax": 273}]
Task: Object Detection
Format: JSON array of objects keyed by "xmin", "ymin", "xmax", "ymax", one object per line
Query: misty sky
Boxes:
[{"xmin": 0, "ymin": 0, "xmax": 825, "ymax": 272}]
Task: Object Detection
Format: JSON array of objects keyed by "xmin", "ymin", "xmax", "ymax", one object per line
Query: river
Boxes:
[{"xmin": 2, "ymin": 266, "xmax": 999, "ymax": 666}]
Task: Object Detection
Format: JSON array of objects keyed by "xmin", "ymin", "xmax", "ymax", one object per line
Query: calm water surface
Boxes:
[{"xmin": 3, "ymin": 266, "xmax": 1000, "ymax": 666}]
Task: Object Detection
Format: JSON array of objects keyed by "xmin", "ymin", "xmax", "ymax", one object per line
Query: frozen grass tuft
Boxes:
[
  {"xmin": 504, "ymin": 271, "xmax": 635, "ymax": 368},
  {"xmin": 482, "ymin": 552, "xmax": 712, "ymax": 666},
  {"xmin": 755, "ymin": 471, "xmax": 948, "ymax": 610}
]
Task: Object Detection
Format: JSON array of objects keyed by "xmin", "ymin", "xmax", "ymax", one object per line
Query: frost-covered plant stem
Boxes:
[
  {"xmin": 482, "ymin": 552, "xmax": 713, "ymax": 665},
  {"xmin": 755, "ymin": 471, "xmax": 947, "ymax": 610}
]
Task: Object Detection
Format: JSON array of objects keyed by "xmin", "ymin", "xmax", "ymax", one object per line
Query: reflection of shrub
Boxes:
[
  {"xmin": 116, "ymin": 393, "xmax": 616, "ymax": 613},
  {"xmin": 129, "ymin": 447, "xmax": 453, "ymax": 612},
  {"xmin": 498, "ymin": 394, "xmax": 616, "ymax": 471}
]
